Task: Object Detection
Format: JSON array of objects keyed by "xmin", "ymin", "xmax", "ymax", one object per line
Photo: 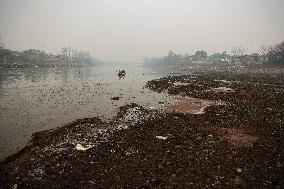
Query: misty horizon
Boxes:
[{"xmin": 1, "ymin": 0, "xmax": 284, "ymax": 63}]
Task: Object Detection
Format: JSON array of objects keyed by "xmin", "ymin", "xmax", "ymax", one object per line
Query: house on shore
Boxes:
[{"xmin": 209, "ymin": 52, "xmax": 230, "ymax": 64}]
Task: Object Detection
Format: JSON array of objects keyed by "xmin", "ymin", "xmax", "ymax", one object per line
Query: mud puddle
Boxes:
[{"xmin": 165, "ymin": 96, "xmax": 225, "ymax": 114}]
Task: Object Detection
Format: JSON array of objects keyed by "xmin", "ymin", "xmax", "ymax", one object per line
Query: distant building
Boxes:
[
  {"xmin": 188, "ymin": 50, "xmax": 208, "ymax": 63},
  {"xmin": 23, "ymin": 49, "xmax": 45, "ymax": 59},
  {"xmin": 61, "ymin": 47, "xmax": 71, "ymax": 58},
  {"xmin": 209, "ymin": 52, "xmax": 230, "ymax": 63},
  {"xmin": 72, "ymin": 49, "xmax": 79, "ymax": 58},
  {"xmin": 0, "ymin": 49, "xmax": 12, "ymax": 63},
  {"xmin": 230, "ymin": 53, "xmax": 263, "ymax": 65},
  {"xmin": 61, "ymin": 47, "xmax": 90, "ymax": 59}
]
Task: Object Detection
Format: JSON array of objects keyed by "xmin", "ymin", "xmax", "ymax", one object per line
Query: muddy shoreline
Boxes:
[{"xmin": 1, "ymin": 68, "xmax": 284, "ymax": 188}]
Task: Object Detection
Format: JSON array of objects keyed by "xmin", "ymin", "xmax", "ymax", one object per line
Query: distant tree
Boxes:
[
  {"xmin": 258, "ymin": 46, "xmax": 271, "ymax": 57},
  {"xmin": 61, "ymin": 47, "xmax": 69, "ymax": 58},
  {"xmin": 195, "ymin": 50, "xmax": 207, "ymax": 59},
  {"xmin": 164, "ymin": 50, "xmax": 180, "ymax": 64},
  {"xmin": 168, "ymin": 50, "xmax": 175, "ymax": 57},
  {"xmin": 183, "ymin": 54, "xmax": 192, "ymax": 64},
  {"xmin": 265, "ymin": 42, "xmax": 284, "ymax": 65},
  {"xmin": 231, "ymin": 46, "xmax": 247, "ymax": 57},
  {"xmin": 0, "ymin": 36, "xmax": 5, "ymax": 49}
]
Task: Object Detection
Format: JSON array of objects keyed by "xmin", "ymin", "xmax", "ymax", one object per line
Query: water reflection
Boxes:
[{"xmin": 0, "ymin": 64, "xmax": 187, "ymax": 160}]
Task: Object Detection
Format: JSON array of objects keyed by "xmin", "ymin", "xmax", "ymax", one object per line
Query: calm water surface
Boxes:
[{"xmin": 0, "ymin": 64, "xmax": 187, "ymax": 160}]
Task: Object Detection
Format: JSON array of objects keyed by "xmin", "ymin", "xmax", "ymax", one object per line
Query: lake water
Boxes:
[{"xmin": 0, "ymin": 64, "xmax": 188, "ymax": 160}]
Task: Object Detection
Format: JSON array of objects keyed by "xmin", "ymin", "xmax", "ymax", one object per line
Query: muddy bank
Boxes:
[
  {"xmin": 1, "ymin": 71, "xmax": 284, "ymax": 188},
  {"xmin": 0, "ymin": 65, "xmax": 175, "ymax": 160}
]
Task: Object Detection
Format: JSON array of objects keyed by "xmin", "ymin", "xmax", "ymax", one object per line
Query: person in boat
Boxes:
[{"xmin": 118, "ymin": 70, "xmax": 126, "ymax": 77}]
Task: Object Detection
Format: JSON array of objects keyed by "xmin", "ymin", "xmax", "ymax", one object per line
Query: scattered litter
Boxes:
[
  {"xmin": 212, "ymin": 87, "xmax": 235, "ymax": 92},
  {"xmin": 88, "ymin": 180, "xmax": 95, "ymax": 184},
  {"xmin": 214, "ymin": 79, "xmax": 231, "ymax": 84},
  {"xmin": 193, "ymin": 106, "xmax": 209, "ymax": 115},
  {"xmin": 277, "ymin": 162, "xmax": 283, "ymax": 168},
  {"xmin": 116, "ymin": 124, "xmax": 128, "ymax": 130},
  {"xmin": 121, "ymin": 106, "xmax": 150, "ymax": 124},
  {"xmin": 156, "ymin": 136, "xmax": 168, "ymax": 140},
  {"xmin": 173, "ymin": 82, "xmax": 189, "ymax": 86},
  {"xmin": 75, "ymin": 144, "xmax": 92, "ymax": 151},
  {"xmin": 111, "ymin": 97, "xmax": 120, "ymax": 100},
  {"xmin": 236, "ymin": 168, "xmax": 242, "ymax": 173},
  {"xmin": 234, "ymin": 176, "xmax": 242, "ymax": 184}
]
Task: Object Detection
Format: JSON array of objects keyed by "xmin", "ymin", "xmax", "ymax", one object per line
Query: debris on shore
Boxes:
[
  {"xmin": 111, "ymin": 96, "xmax": 121, "ymax": 100},
  {"xmin": 1, "ymin": 71, "xmax": 283, "ymax": 188}
]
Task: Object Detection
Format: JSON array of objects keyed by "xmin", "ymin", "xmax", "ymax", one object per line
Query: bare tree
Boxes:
[
  {"xmin": 61, "ymin": 47, "xmax": 69, "ymax": 58},
  {"xmin": 231, "ymin": 46, "xmax": 247, "ymax": 57},
  {"xmin": 265, "ymin": 42, "xmax": 284, "ymax": 65},
  {"xmin": 258, "ymin": 45, "xmax": 273, "ymax": 57}
]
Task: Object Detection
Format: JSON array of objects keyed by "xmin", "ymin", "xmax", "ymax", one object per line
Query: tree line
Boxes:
[{"xmin": 144, "ymin": 41, "xmax": 284, "ymax": 66}]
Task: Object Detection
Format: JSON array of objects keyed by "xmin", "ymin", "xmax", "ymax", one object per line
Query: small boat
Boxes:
[{"xmin": 118, "ymin": 70, "xmax": 126, "ymax": 77}]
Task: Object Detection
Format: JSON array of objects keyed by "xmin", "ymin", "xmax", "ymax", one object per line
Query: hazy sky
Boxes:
[{"xmin": 0, "ymin": 0, "xmax": 284, "ymax": 62}]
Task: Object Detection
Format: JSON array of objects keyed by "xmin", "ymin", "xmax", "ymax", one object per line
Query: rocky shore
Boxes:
[{"xmin": 1, "ymin": 68, "xmax": 283, "ymax": 188}]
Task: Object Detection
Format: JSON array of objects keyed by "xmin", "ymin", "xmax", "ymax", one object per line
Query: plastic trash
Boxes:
[
  {"xmin": 75, "ymin": 144, "xmax": 91, "ymax": 151},
  {"xmin": 156, "ymin": 136, "xmax": 168, "ymax": 140}
]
